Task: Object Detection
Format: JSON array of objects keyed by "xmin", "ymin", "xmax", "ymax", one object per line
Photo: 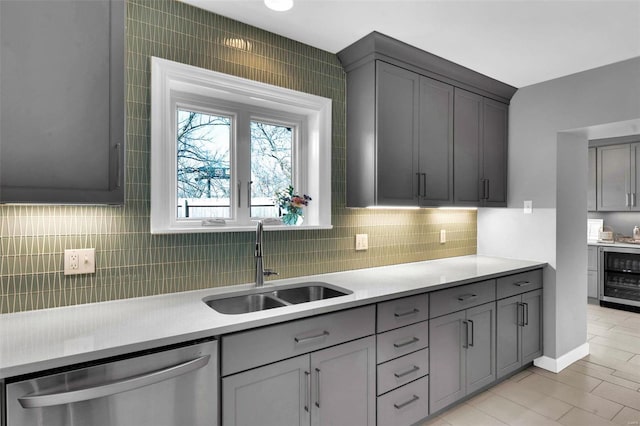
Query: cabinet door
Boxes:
[
  {"xmin": 598, "ymin": 144, "xmax": 631, "ymax": 211},
  {"xmin": 453, "ymin": 88, "xmax": 482, "ymax": 205},
  {"xmin": 376, "ymin": 61, "xmax": 420, "ymax": 206},
  {"xmin": 481, "ymin": 98, "xmax": 508, "ymax": 207},
  {"xmin": 496, "ymin": 295, "xmax": 521, "ymax": 379},
  {"xmin": 429, "ymin": 310, "xmax": 466, "ymax": 413},
  {"xmin": 465, "ymin": 302, "xmax": 496, "ymax": 394},
  {"xmin": 0, "ymin": 0, "xmax": 124, "ymax": 204},
  {"xmin": 631, "ymin": 143, "xmax": 640, "ymax": 211},
  {"xmin": 418, "ymin": 76, "xmax": 454, "ymax": 205},
  {"xmin": 587, "ymin": 270, "xmax": 599, "ymax": 299},
  {"xmin": 311, "ymin": 336, "xmax": 376, "ymax": 426},
  {"xmin": 588, "ymin": 147, "xmax": 597, "ymax": 211},
  {"xmin": 521, "ymin": 289, "xmax": 543, "ymax": 363},
  {"xmin": 222, "ymin": 355, "xmax": 310, "ymax": 426}
]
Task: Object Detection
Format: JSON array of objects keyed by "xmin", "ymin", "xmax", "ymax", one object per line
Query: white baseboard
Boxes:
[{"xmin": 533, "ymin": 342, "xmax": 590, "ymax": 373}]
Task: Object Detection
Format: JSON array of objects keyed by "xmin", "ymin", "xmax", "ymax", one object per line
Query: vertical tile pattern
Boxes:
[{"xmin": 0, "ymin": 0, "xmax": 477, "ymax": 314}]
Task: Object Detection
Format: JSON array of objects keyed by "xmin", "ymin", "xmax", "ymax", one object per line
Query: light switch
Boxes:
[
  {"xmin": 440, "ymin": 229, "xmax": 446, "ymax": 244},
  {"xmin": 64, "ymin": 248, "xmax": 96, "ymax": 275},
  {"xmin": 355, "ymin": 234, "xmax": 368, "ymax": 251},
  {"xmin": 524, "ymin": 200, "xmax": 533, "ymax": 214}
]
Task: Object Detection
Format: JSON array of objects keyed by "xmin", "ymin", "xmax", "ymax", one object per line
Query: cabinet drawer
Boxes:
[
  {"xmin": 497, "ymin": 269, "xmax": 542, "ymax": 299},
  {"xmin": 377, "ymin": 293, "xmax": 429, "ymax": 333},
  {"xmin": 377, "ymin": 321, "xmax": 429, "ymax": 364},
  {"xmin": 222, "ymin": 305, "xmax": 375, "ymax": 376},
  {"xmin": 430, "ymin": 280, "xmax": 496, "ymax": 318},
  {"xmin": 377, "ymin": 348, "xmax": 429, "ymax": 395},
  {"xmin": 377, "ymin": 375, "xmax": 429, "ymax": 426}
]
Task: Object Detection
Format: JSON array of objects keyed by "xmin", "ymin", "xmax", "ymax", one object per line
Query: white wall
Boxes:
[{"xmin": 478, "ymin": 57, "xmax": 640, "ymax": 362}]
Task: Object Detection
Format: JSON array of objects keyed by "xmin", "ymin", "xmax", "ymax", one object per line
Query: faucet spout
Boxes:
[{"xmin": 255, "ymin": 220, "xmax": 277, "ymax": 287}]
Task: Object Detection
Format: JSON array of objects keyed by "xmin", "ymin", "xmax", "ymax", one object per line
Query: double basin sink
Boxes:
[{"xmin": 203, "ymin": 282, "xmax": 352, "ymax": 314}]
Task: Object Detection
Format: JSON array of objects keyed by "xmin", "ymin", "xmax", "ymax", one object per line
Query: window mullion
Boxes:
[{"xmin": 235, "ymin": 111, "xmax": 252, "ymax": 225}]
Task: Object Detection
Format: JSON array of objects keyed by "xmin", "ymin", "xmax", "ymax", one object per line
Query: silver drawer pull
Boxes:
[
  {"xmin": 394, "ymin": 308, "xmax": 420, "ymax": 318},
  {"xmin": 394, "ymin": 365, "xmax": 420, "ymax": 378},
  {"xmin": 457, "ymin": 294, "xmax": 478, "ymax": 302},
  {"xmin": 393, "ymin": 336, "xmax": 419, "ymax": 348},
  {"xmin": 394, "ymin": 394, "xmax": 420, "ymax": 410},
  {"xmin": 294, "ymin": 330, "xmax": 330, "ymax": 344},
  {"xmin": 514, "ymin": 281, "xmax": 533, "ymax": 287}
]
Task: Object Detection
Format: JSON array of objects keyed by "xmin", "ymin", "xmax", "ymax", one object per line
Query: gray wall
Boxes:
[
  {"xmin": 589, "ymin": 212, "xmax": 640, "ymax": 237},
  {"xmin": 478, "ymin": 57, "xmax": 640, "ymax": 360}
]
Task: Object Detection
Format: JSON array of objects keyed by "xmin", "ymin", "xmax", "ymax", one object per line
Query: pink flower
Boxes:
[{"xmin": 291, "ymin": 196, "xmax": 308, "ymax": 207}]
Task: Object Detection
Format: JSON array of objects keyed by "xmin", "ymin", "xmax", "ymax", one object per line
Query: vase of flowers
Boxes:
[{"xmin": 275, "ymin": 186, "xmax": 311, "ymax": 226}]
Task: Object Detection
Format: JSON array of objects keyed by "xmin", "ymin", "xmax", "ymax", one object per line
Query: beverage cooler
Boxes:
[{"xmin": 600, "ymin": 247, "xmax": 640, "ymax": 308}]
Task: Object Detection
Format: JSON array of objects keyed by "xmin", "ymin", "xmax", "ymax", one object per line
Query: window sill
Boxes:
[{"xmin": 151, "ymin": 224, "xmax": 334, "ymax": 234}]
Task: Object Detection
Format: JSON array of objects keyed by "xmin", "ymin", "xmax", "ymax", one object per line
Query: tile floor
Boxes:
[{"xmin": 422, "ymin": 303, "xmax": 640, "ymax": 426}]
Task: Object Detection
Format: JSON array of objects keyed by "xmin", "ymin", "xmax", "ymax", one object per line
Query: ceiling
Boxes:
[{"xmin": 181, "ymin": 0, "xmax": 640, "ymax": 88}]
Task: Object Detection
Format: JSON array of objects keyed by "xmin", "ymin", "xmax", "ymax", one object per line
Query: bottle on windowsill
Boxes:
[{"xmin": 633, "ymin": 226, "xmax": 640, "ymax": 241}]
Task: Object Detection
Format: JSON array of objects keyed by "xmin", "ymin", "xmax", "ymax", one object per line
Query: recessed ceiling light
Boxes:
[{"xmin": 264, "ymin": 0, "xmax": 293, "ymax": 12}]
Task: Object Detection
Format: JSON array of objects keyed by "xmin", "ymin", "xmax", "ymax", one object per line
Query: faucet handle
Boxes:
[{"xmin": 264, "ymin": 269, "xmax": 279, "ymax": 277}]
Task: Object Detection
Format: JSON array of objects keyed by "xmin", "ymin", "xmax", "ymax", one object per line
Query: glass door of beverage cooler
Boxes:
[{"xmin": 601, "ymin": 248, "xmax": 640, "ymax": 307}]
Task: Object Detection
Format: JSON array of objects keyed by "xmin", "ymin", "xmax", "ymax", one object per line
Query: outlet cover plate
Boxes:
[
  {"xmin": 355, "ymin": 234, "xmax": 368, "ymax": 251},
  {"xmin": 64, "ymin": 248, "xmax": 96, "ymax": 275}
]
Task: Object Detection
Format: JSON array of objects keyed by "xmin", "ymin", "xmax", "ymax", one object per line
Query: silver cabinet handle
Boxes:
[
  {"xmin": 294, "ymin": 330, "xmax": 329, "ymax": 344},
  {"xmin": 394, "ymin": 365, "xmax": 420, "ymax": 378},
  {"xmin": 18, "ymin": 355, "xmax": 210, "ymax": 409},
  {"xmin": 416, "ymin": 172, "xmax": 421, "ymax": 198},
  {"xmin": 514, "ymin": 281, "xmax": 532, "ymax": 287},
  {"xmin": 626, "ymin": 193, "xmax": 630, "ymax": 207},
  {"xmin": 468, "ymin": 319, "xmax": 474, "ymax": 347},
  {"xmin": 523, "ymin": 302, "xmax": 529, "ymax": 326},
  {"xmin": 114, "ymin": 143, "xmax": 122, "ymax": 189},
  {"xmin": 485, "ymin": 179, "xmax": 490, "ymax": 200},
  {"xmin": 422, "ymin": 173, "xmax": 427, "ymax": 197},
  {"xmin": 393, "ymin": 336, "xmax": 419, "ymax": 348},
  {"xmin": 463, "ymin": 320, "xmax": 469, "ymax": 349},
  {"xmin": 315, "ymin": 368, "xmax": 321, "ymax": 408},
  {"xmin": 304, "ymin": 371, "xmax": 310, "ymax": 412},
  {"xmin": 457, "ymin": 294, "xmax": 478, "ymax": 302},
  {"xmin": 517, "ymin": 302, "xmax": 525, "ymax": 327},
  {"xmin": 237, "ymin": 181, "xmax": 242, "ymax": 207},
  {"xmin": 633, "ymin": 193, "xmax": 637, "ymax": 207},
  {"xmin": 394, "ymin": 394, "xmax": 420, "ymax": 410},
  {"xmin": 394, "ymin": 308, "xmax": 419, "ymax": 318}
]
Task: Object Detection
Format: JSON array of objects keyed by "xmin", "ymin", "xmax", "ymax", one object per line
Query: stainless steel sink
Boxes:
[
  {"xmin": 203, "ymin": 282, "xmax": 351, "ymax": 314},
  {"xmin": 204, "ymin": 293, "xmax": 285, "ymax": 315},
  {"xmin": 271, "ymin": 283, "xmax": 349, "ymax": 304}
]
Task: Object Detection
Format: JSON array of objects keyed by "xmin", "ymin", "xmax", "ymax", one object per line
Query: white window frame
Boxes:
[{"xmin": 150, "ymin": 57, "xmax": 332, "ymax": 233}]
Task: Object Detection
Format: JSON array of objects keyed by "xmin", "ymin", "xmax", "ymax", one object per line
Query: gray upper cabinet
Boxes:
[
  {"xmin": 453, "ymin": 89, "xmax": 508, "ymax": 207},
  {"xmin": 588, "ymin": 147, "xmax": 597, "ymax": 211},
  {"xmin": 338, "ymin": 32, "xmax": 515, "ymax": 208},
  {"xmin": 0, "ymin": 0, "xmax": 125, "ymax": 204},
  {"xmin": 598, "ymin": 142, "xmax": 640, "ymax": 211}
]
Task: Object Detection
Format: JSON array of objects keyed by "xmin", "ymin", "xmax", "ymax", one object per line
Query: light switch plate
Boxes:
[
  {"xmin": 355, "ymin": 234, "xmax": 368, "ymax": 251},
  {"xmin": 64, "ymin": 248, "xmax": 96, "ymax": 275},
  {"xmin": 440, "ymin": 229, "xmax": 446, "ymax": 244},
  {"xmin": 524, "ymin": 200, "xmax": 533, "ymax": 214}
]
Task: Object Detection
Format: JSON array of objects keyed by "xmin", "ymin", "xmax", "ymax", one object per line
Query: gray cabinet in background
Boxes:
[
  {"xmin": 597, "ymin": 142, "xmax": 640, "ymax": 211},
  {"xmin": 588, "ymin": 147, "xmax": 597, "ymax": 211},
  {"xmin": 0, "ymin": 0, "xmax": 125, "ymax": 204}
]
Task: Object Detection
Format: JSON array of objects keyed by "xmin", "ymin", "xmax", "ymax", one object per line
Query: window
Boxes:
[{"xmin": 151, "ymin": 57, "xmax": 332, "ymax": 233}]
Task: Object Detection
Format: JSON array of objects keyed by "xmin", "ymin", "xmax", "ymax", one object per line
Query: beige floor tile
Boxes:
[
  {"xmin": 592, "ymin": 382, "xmax": 640, "ymax": 411},
  {"xmin": 591, "ymin": 335, "xmax": 640, "ymax": 357},
  {"xmin": 490, "ymin": 378, "xmax": 573, "ymax": 420},
  {"xmin": 620, "ymin": 316, "xmax": 640, "ymax": 328},
  {"xmin": 611, "ymin": 325, "xmax": 640, "ymax": 339},
  {"xmin": 574, "ymin": 359, "xmax": 616, "ymax": 374},
  {"xmin": 590, "ymin": 322, "xmax": 616, "ymax": 336},
  {"xmin": 440, "ymin": 403, "xmax": 507, "ymax": 426},
  {"xmin": 420, "ymin": 416, "xmax": 452, "ymax": 426},
  {"xmin": 558, "ymin": 407, "xmax": 619, "ymax": 426},
  {"xmin": 471, "ymin": 394, "xmax": 562, "ymax": 426},
  {"xmin": 629, "ymin": 355, "xmax": 640, "ymax": 366},
  {"xmin": 587, "ymin": 342, "xmax": 635, "ymax": 363},
  {"xmin": 612, "ymin": 369, "xmax": 640, "ymax": 385},
  {"xmin": 612, "ymin": 406, "xmax": 640, "ymax": 426},
  {"xmin": 530, "ymin": 366, "xmax": 603, "ymax": 392},
  {"xmin": 507, "ymin": 369, "xmax": 533, "ymax": 383},
  {"xmin": 518, "ymin": 373, "xmax": 623, "ymax": 419},
  {"xmin": 567, "ymin": 362, "xmax": 640, "ymax": 391}
]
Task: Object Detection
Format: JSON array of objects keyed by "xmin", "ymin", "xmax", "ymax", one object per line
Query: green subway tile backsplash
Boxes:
[{"xmin": 0, "ymin": 0, "xmax": 476, "ymax": 314}]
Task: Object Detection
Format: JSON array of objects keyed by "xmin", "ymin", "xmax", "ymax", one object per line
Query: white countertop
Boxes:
[
  {"xmin": 0, "ymin": 255, "xmax": 545, "ymax": 379},
  {"xmin": 588, "ymin": 241, "xmax": 640, "ymax": 249}
]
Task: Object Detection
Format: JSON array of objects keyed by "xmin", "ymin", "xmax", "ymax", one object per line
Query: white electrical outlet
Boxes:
[
  {"xmin": 524, "ymin": 200, "xmax": 533, "ymax": 214},
  {"xmin": 64, "ymin": 248, "xmax": 96, "ymax": 275},
  {"xmin": 355, "ymin": 234, "xmax": 368, "ymax": 251},
  {"xmin": 440, "ymin": 229, "xmax": 446, "ymax": 244}
]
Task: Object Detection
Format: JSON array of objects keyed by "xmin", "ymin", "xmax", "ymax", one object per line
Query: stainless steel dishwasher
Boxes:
[{"xmin": 4, "ymin": 338, "xmax": 218, "ymax": 426}]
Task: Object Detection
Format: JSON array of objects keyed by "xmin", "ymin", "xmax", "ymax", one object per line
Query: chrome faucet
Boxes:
[{"xmin": 255, "ymin": 220, "xmax": 278, "ymax": 287}]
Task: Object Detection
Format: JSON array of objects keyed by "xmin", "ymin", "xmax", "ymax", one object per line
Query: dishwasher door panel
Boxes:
[{"xmin": 5, "ymin": 339, "xmax": 218, "ymax": 426}]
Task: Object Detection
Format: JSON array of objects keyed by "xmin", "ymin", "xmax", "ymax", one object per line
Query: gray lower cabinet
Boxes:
[
  {"xmin": 588, "ymin": 245, "xmax": 599, "ymax": 299},
  {"xmin": 429, "ymin": 302, "xmax": 496, "ymax": 413},
  {"xmin": 597, "ymin": 142, "xmax": 640, "ymax": 211},
  {"xmin": 0, "ymin": 0, "xmax": 125, "ymax": 204},
  {"xmin": 496, "ymin": 289, "xmax": 543, "ymax": 379},
  {"xmin": 222, "ymin": 335, "xmax": 376, "ymax": 426},
  {"xmin": 453, "ymin": 88, "xmax": 508, "ymax": 207}
]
